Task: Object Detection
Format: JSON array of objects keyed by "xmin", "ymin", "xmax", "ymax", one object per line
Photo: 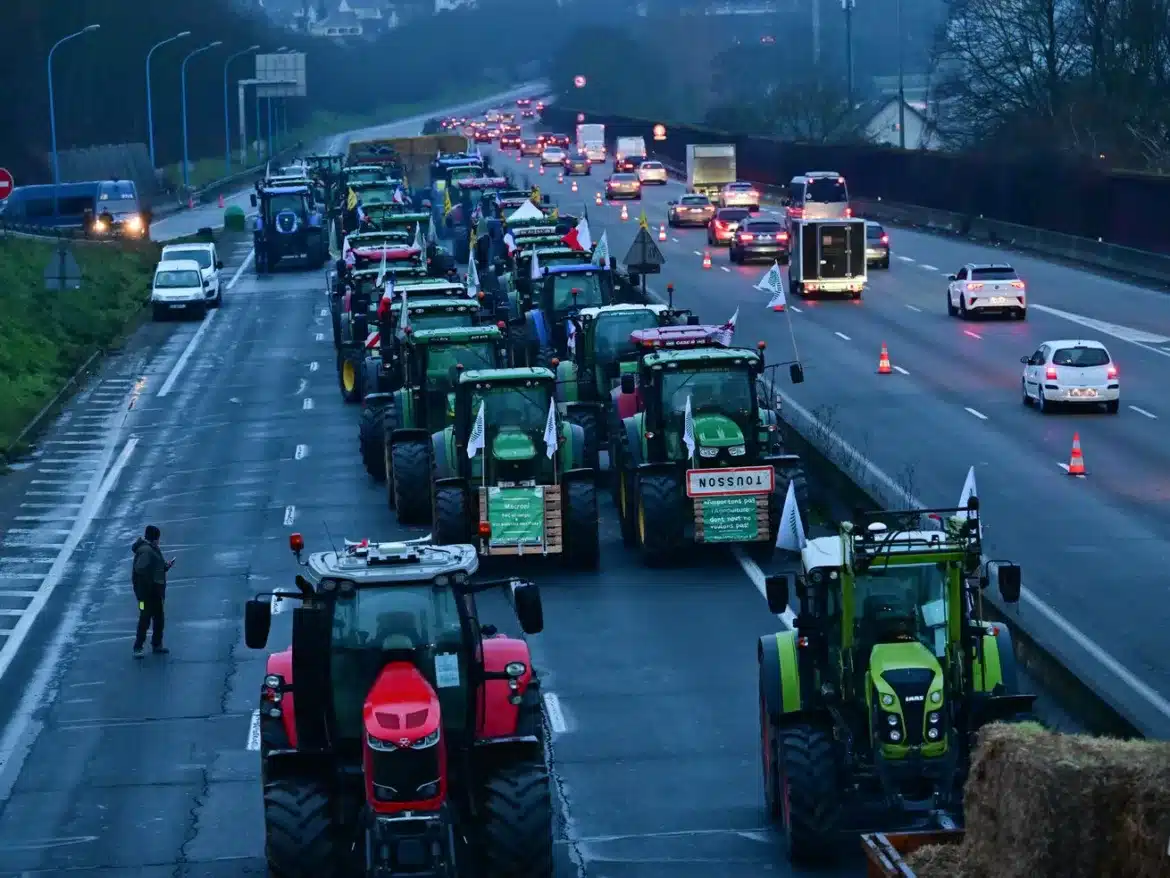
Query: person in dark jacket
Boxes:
[{"xmin": 132, "ymin": 525, "xmax": 174, "ymax": 657}]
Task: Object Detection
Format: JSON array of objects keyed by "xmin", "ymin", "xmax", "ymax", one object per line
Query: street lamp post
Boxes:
[
  {"xmin": 181, "ymin": 41, "xmax": 223, "ymax": 195},
  {"xmin": 146, "ymin": 31, "xmax": 191, "ymax": 171},
  {"xmin": 48, "ymin": 24, "xmax": 100, "ymax": 218},
  {"xmin": 224, "ymin": 44, "xmax": 260, "ymax": 175}
]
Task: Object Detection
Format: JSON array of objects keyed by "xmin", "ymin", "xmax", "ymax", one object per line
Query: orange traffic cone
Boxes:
[
  {"xmin": 217, "ymin": 193, "xmax": 225, "ymax": 208},
  {"xmin": 1067, "ymin": 432, "xmax": 1086, "ymax": 475},
  {"xmin": 702, "ymin": 250, "xmax": 712, "ymax": 269},
  {"xmin": 557, "ymin": 171, "xmax": 564, "ymax": 183},
  {"xmin": 620, "ymin": 204, "xmax": 628, "ymax": 221},
  {"xmin": 571, "ymin": 180, "xmax": 578, "ymax": 192},
  {"xmin": 539, "ymin": 165, "xmax": 545, "ymax": 175},
  {"xmin": 658, "ymin": 223, "xmax": 667, "ymax": 241},
  {"xmin": 877, "ymin": 343, "xmax": 892, "ymax": 374},
  {"xmin": 528, "ymin": 160, "xmax": 534, "ymax": 168},
  {"xmin": 594, "ymin": 191, "xmax": 602, "ymax": 205}
]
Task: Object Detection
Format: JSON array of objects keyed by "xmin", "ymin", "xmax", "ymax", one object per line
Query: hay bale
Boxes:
[
  {"xmin": 904, "ymin": 842, "xmax": 968, "ymax": 877},
  {"xmin": 958, "ymin": 723, "xmax": 1170, "ymax": 878}
]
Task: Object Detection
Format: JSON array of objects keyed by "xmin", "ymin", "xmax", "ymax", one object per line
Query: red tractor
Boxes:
[{"xmin": 245, "ymin": 534, "xmax": 552, "ymax": 877}]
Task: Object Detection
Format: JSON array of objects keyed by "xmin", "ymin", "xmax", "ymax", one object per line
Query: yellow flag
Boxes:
[
  {"xmin": 637, "ymin": 209, "xmax": 649, "ymax": 230},
  {"xmin": 550, "ymin": 207, "xmax": 559, "ymax": 219},
  {"xmin": 346, "ymin": 187, "xmax": 357, "ymax": 210},
  {"xmin": 530, "ymin": 186, "xmax": 541, "ymax": 205},
  {"xmin": 443, "ymin": 188, "xmax": 453, "ymax": 217}
]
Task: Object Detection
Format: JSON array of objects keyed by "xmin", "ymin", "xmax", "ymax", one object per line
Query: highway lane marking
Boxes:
[
  {"xmin": 671, "ymin": 236, "xmax": 679, "ymax": 242},
  {"xmin": 295, "ymin": 378, "xmax": 308, "ymax": 395},
  {"xmin": 897, "ymin": 256, "xmax": 915, "ymax": 262},
  {"xmin": 295, "ymin": 444, "xmax": 308, "ymax": 460},
  {"xmin": 542, "ymin": 691, "xmax": 568, "ymax": 734},
  {"xmin": 905, "ymin": 305, "xmax": 922, "ymax": 312},
  {"xmin": 732, "ymin": 549, "xmax": 796, "ymax": 627},
  {"xmin": 919, "ymin": 264, "xmax": 939, "ymax": 271},
  {"xmin": 1129, "ymin": 405, "xmax": 1157, "ymax": 418},
  {"xmin": 157, "ymin": 249, "xmax": 253, "ymax": 398},
  {"xmin": 319, "ymin": 308, "xmax": 328, "ymax": 317},
  {"xmin": 283, "ymin": 505, "xmax": 296, "ymax": 526},
  {"xmin": 1029, "ymin": 304, "xmax": 1170, "ymax": 357},
  {"xmin": 303, "ymin": 397, "xmax": 314, "ymax": 410},
  {"xmin": 693, "ymin": 250, "xmax": 702, "ymax": 256},
  {"xmin": 0, "ymin": 436, "xmax": 139, "ymax": 791},
  {"xmin": 315, "ymin": 333, "xmax": 325, "ymax": 341},
  {"xmin": 247, "ymin": 710, "xmax": 261, "ymax": 751},
  {"xmin": 309, "ymin": 361, "xmax": 319, "ymax": 372},
  {"xmin": 834, "ymin": 331, "xmax": 851, "ymax": 341},
  {"xmin": 964, "ymin": 407, "xmax": 989, "ymax": 420},
  {"xmin": 789, "ymin": 305, "xmax": 802, "ymax": 313},
  {"xmin": 772, "ymin": 385, "xmax": 1170, "ymax": 726},
  {"xmin": 963, "ymin": 330, "xmax": 982, "ymax": 339},
  {"xmin": 893, "ymin": 365, "xmax": 910, "ymax": 375},
  {"xmin": 721, "ymin": 266, "xmax": 731, "ymax": 272}
]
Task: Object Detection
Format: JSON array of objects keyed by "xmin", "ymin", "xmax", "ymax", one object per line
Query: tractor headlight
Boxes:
[
  {"xmin": 264, "ymin": 674, "xmax": 282, "ymax": 689},
  {"xmin": 411, "ymin": 728, "xmax": 440, "ymax": 749},
  {"xmin": 930, "ymin": 690, "xmax": 942, "ymax": 704},
  {"xmin": 505, "ymin": 661, "xmax": 527, "ymax": 677},
  {"xmin": 881, "ymin": 693, "xmax": 895, "ymax": 707},
  {"xmin": 886, "ymin": 713, "xmax": 898, "ymax": 726},
  {"xmin": 927, "ymin": 727, "xmax": 941, "ymax": 741},
  {"xmin": 699, "ymin": 447, "xmax": 718, "ymax": 458},
  {"xmin": 928, "ymin": 711, "xmax": 941, "ymax": 725},
  {"xmin": 728, "ymin": 444, "xmax": 746, "ymax": 456},
  {"xmin": 888, "ymin": 729, "xmax": 901, "ymax": 742}
]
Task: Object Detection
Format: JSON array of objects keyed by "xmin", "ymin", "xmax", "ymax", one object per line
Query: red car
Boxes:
[{"xmin": 707, "ymin": 207, "xmax": 751, "ymax": 246}]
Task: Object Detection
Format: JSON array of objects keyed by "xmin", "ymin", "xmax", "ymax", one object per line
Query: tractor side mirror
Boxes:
[
  {"xmin": 947, "ymin": 274, "xmax": 957, "ymax": 281},
  {"xmin": 1020, "ymin": 356, "xmax": 1030, "ymax": 364},
  {"xmin": 764, "ymin": 574, "xmax": 793, "ymax": 615},
  {"xmin": 686, "ymin": 314, "xmax": 700, "ymax": 325},
  {"xmin": 250, "ymin": 194, "xmax": 258, "ymax": 207},
  {"xmin": 997, "ymin": 563, "xmax": 1022, "ymax": 603},
  {"xmin": 512, "ymin": 580, "xmax": 544, "ymax": 634},
  {"xmin": 244, "ymin": 598, "xmax": 272, "ymax": 649},
  {"xmin": 620, "ymin": 374, "xmax": 636, "ymax": 395},
  {"xmin": 216, "ymin": 261, "xmax": 224, "ymax": 270},
  {"xmin": 667, "ymin": 199, "xmax": 677, "ymax": 205},
  {"xmin": 790, "ymin": 362, "xmax": 804, "ymax": 384}
]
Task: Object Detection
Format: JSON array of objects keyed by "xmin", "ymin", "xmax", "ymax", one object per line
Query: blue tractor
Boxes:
[{"xmin": 251, "ymin": 184, "xmax": 328, "ymax": 273}]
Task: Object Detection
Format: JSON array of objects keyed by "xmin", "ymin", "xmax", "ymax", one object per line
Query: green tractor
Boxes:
[
  {"xmin": 427, "ymin": 367, "xmax": 599, "ymax": 568},
  {"xmin": 757, "ymin": 502, "xmax": 1031, "ymax": 862},
  {"xmin": 344, "ymin": 163, "xmax": 395, "ymax": 186},
  {"xmin": 554, "ymin": 304, "xmax": 697, "ymax": 468},
  {"xmin": 365, "ymin": 325, "xmax": 510, "ymax": 519},
  {"xmin": 610, "ymin": 339, "xmax": 807, "ymax": 563}
]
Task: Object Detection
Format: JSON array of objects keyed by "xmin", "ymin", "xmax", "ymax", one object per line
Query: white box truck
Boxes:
[
  {"xmin": 615, "ymin": 136, "xmax": 647, "ymax": 170},
  {"xmin": 576, "ymin": 124, "xmax": 606, "ymax": 162},
  {"xmin": 686, "ymin": 144, "xmax": 736, "ymax": 199},
  {"xmin": 788, "ymin": 218, "xmax": 868, "ymax": 300}
]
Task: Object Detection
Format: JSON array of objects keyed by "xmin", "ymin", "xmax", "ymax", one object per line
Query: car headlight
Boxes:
[
  {"xmin": 126, "ymin": 215, "xmax": 143, "ymax": 231},
  {"xmin": 699, "ymin": 447, "xmax": 718, "ymax": 458},
  {"xmin": 728, "ymin": 444, "xmax": 746, "ymax": 456},
  {"xmin": 93, "ymin": 219, "xmax": 108, "ymax": 233}
]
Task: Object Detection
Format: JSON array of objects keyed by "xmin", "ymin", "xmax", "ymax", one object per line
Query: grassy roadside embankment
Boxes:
[
  {"xmin": 168, "ymin": 80, "xmax": 517, "ymax": 190},
  {"xmin": 0, "ymin": 236, "xmax": 159, "ymax": 458}
]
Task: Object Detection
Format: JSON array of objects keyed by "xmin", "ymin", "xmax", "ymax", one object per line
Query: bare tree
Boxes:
[{"xmin": 762, "ymin": 78, "xmax": 860, "ymax": 143}]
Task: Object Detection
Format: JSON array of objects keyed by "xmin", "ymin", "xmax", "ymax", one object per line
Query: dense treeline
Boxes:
[{"xmin": 1, "ymin": 0, "xmax": 582, "ymax": 184}]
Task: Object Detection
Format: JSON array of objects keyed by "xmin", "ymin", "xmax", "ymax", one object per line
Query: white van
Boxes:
[
  {"xmin": 160, "ymin": 242, "xmax": 223, "ymax": 307},
  {"xmin": 151, "ymin": 259, "xmax": 211, "ymax": 320}
]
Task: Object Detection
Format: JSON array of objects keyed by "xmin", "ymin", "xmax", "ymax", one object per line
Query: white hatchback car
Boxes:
[
  {"xmin": 946, "ymin": 263, "xmax": 1027, "ymax": 319},
  {"xmin": 161, "ymin": 242, "xmax": 223, "ymax": 307},
  {"xmin": 1021, "ymin": 340, "xmax": 1119, "ymax": 413},
  {"xmin": 151, "ymin": 259, "xmax": 210, "ymax": 320},
  {"xmin": 719, "ymin": 181, "xmax": 760, "ymax": 211},
  {"xmin": 637, "ymin": 161, "xmax": 668, "ymax": 184}
]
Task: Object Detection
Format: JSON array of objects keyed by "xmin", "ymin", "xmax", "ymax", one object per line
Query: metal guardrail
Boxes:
[{"xmin": 651, "ymin": 155, "xmax": 1170, "ymax": 286}]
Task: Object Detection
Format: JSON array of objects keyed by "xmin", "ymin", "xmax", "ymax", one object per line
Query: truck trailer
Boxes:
[
  {"xmin": 788, "ymin": 217, "xmax": 868, "ymax": 299},
  {"xmin": 686, "ymin": 144, "xmax": 736, "ymax": 199}
]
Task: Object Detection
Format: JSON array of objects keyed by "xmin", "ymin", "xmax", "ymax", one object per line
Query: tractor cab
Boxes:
[
  {"xmin": 451, "ymin": 175, "xmax": 508, "ymax": 208},
  {"xmin": 251, "ymin": 184, "xmax": 327, "ymax": 273},
  {"xmin": 511, "ymin": 247, "xmax": 588, "ymax": 314},
  {"xmin": 404, "ymin": 326, "xmax": 509, "ymax": 432},
  {"xmin": 567, "ymin": 305, "xmax": 696, "ymax": 397},
  {"xmin": 242, "ymin": 535, "xmax": 551, "ymax": 877},
  {"xmin": 346, "ymin": 234, "xmax": 419, "ymax": 269},
  {"xmin": 350, "ymin": 181, "xmax": 402, "ymax": 208},
  {"xmin": 345, "ymin": 164, "xmax": 393, "ymax": 186},
  {"xmin": 521, "ymin": 264, "xmax": 616, "ymax": 366},
  {"xmin": 305, "ymin": 153, "xmax": 344, "ymax": 179},
  {"xmin": 758, "ymin": 503, "xmax": 1030, "ymax": 856},
  {"xmin": 432, "ymin": 157, "xmax": 484, "ymax": 190}
]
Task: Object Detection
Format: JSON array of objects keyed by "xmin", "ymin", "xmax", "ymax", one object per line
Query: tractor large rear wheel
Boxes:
[
  {"xmin": 434, "ymin": 484, "xmax": 471, "ymax": 545},
  {"xmin": 779, "ymin": 724, "xmax": 842, "ymax": 865},
  {"xmin": 635, "ymin": 471, "xmax": 685, "ymax": 565},
  {"xmin": 479, "ymin": 762, "xmax": 555, "ymax": 878},
  {"xmin": 392, "ymin": 439, "xmax": 432, "ymax": 525},
  {"xmin": 567, "ymin": 409, "xmax": 600, "ymax": 471},
  {"xmin": 563, "ymin": 479, "xmax": 599, "ymax": 569},
  {"xmin": 359, "ymin": 403, "xmax": 387, "ymax": 481},
  {"xmin": 263, "ymin": 779, "xmax": 338, "ymax": 878}
]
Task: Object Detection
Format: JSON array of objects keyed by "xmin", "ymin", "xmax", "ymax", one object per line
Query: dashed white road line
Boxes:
[
  {"xmin": 919, "ymin": 264, "xmax": 939, "ymax": 271},
  {"xmin": 905, "ymin": 304, "xmax": 922, "ymax": 312},
  {"xmin": 720, "ymin": 266, "xmax": 731, "ymax": 273},
  {"xmin": 542, "ymin": 691, "xmax": 568, "ymax": 734},
  {"xmin": 834, "ymin": 331, "xmax": 851, "ymax": 341},
  {"xmin": 963, "ymin": 330, "xmax": 982, "ymax": 339},
  {"xmin": 295, "ymin": 444, "xmax": 308, "ymax": 460},
  {"xmin": 283, "ymin": 505, "xmax": 296, "ymax": 526},
  {"xmin": 319, "ymin": 308, "xmax": 328, "ymax": 317},
  {"xmin": 303, "ymin": 397, "xmax": 314, "ymax": 410},
  {"xmin": 893, "ymin": 365, "xmax": 910, "ymax": 375},
  {"xmin": 1129, "ymin": 405, "xmax": 1157, "ymax": 418},
  {"xmin": 788, "ymin": 305, "xmax": 802, "ymax": 313},
  {"xmin": 315, "ymin": 333, "xmax": 324, "ymax": 342},
  {"xmin": 692, "ymin": 250, "xmax": 702, "ymax": 256},
  {"xmin": 309, "ymin": 361, "xmax": 319, "ymax": 372},
  {"xmin": 671, "ymin": 236, "xmax": 680, "ymax": 242},
  {"xmin": 964, "ymin": 407, "xmax": 989, "ymax": 420},
  {"xmin": 897, "ymin": 255, "xmax": 915, "ymax": 262}
]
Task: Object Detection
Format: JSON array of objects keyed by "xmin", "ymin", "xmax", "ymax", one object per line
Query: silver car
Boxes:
[
  {"xmin": 865, "ymin": 221, "xmax": 890, "ymax": 268},
  {"xmin": 637, "ymin": 161, "xmax": 668, "ymax": 185},
  {"xmin": 719, "ymin": 181, "xmax": 760, "ymax": 211}
]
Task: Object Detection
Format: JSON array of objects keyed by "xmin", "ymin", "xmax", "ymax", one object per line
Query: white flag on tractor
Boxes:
[
  {"xmin": 542, "ymin": 398, "xmax": 558, "ymax": 459},
  {"xmin": 529, "ymin": 249, "xmax": 542, "ymax": 281},
  {"xmin": 958, "ymin": 465, "xmax": 983, "ymax": 538},
  {"xmin": 412, "ymin": 222, "xmax": 425, "ymax": 251},
  {"xmin": 775, "ymin": 479, "xmax": 807, "ymax": 552},
  {"xmin": 466, "ymin": 251, "xmax": 480, "ymax": 299},
  {"xmin": 715, "ymin": 307, "xmax": 739, "ymax": 346},
  {"xmin": 591, "ymin": 230, "xmax": 610, "ymax": 266},
  {"xmin": 376, "ymin": 244, "xmax": 388, "ymax": 288},
  {"xmin": 682, "ymin": 394, "xmax": 696, "ymax": 459},
  {"xmin": 467, "ymin": 401, "xmax": 486, "ymax": 458},
  {"xmin": 755, "ymin": 261, "xmax": 786, "ymax": 311}
]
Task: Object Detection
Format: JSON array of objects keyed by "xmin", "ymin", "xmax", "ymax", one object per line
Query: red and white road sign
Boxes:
[{"xmin": 0, "ymin": 168, "xmax": 13, "ymax": 200}]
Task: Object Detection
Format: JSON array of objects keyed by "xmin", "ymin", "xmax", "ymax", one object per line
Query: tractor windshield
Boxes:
[
  {"xmin": 425, "ymin": 342, "xmax": 497, "ymax": 380},
  {"xmin": 405, "ymin": 302, "xmax": 477, "ymax": 332},
  {"xmin": 593, "ymin": 310, "xmax": 660, "ymax": 361},
  {"xmin": 854, "ymin": 564, "xmax": 949, "ymax": 658},
  {"xmin": 329, "ymin": 584, "xmax": 468, "ymax": 740},
  {"xmin": 472, "ymin": 384, "xmax": 550, "ymax": 433},
  {"xmin": 662, "ymin": 367, "xmax": 753, "ymax": 417},
  {"xmin": 359, "ymin": 186, "xmax": 398, "ymax": 205},
  {"xmin": 551, "ymin": 272, "xmax": 604, "ymax": 310},
  {"xmin": 266, "ymin": 193, "xmax": 305, "ymax": 215},
  {"xmin": 348, "ymin": 169, "xmax": 384, "ymax": 185}
]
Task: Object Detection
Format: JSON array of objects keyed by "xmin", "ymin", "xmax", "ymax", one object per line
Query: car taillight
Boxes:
[
  {"xmin": 1046, "ymin": 366, "xmax": 1058, "ymax": 380},
  {"xmin": 749, "ymin": 190, "xmax": 759, "ymax": 198},
  {"xmin": 779, "ymin": 231, "xmax": 788, "ymax": 240},
  {"xmin": 1107, "ymin": 364, "xmax": 1118, "ymax": 379},
  {"xmin": 788, "ymin": 207, "xmax": 803, "ymax": 217},
  {"xmin": 1010, "ymin": 280, "xmax": 1026, "ymax": 289},
  {"xmin": 880, "ymin": 234, "xmax": 889, "ymax": 244},
  {"xmin": 844, "ymin": 207, "xmax": 852, "ymax": 217},
  {"xmin": 716, "ymin": 221, "xmax": 727, "ymax": 229},
  {"xmin": 739, "ymin": 233, "xmax": 754, "ymax": 241},
  {"xmin": 966, "ymin": 282, "xmax": 984, "ymax": 291}
]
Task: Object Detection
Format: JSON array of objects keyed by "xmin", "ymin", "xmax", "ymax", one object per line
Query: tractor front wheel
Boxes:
[
  {"xmin": 778, "ymin": 724, "xmax": 842, "ymax": 865},
  {"xmin": 434, "ymin": 484, "xmax": 471, "ymax": 545},
  {"xmin": 392, "ymin": 439, "xmax": 433, "ymax": 525},
  {"xmin": 263, "ymin": 779, "xmax": 338, "ymax": 878},
  {"xmin": 359, "ymin": 403, "xmax": 387, "ymax": 481},
  {"xmin": 338, "ymin": 352, "xmax": 362, "ymax": 404},
  {"xmin": 563, "ymin": 479, "xmax": 600, "ymax": 569},
  {"xmin": 479, "ymin": 762, "xmax": 555, "ymax": 878},
  {"xmin": 635, "ymin": 471, "xmax": 685, "ymax": 565}
]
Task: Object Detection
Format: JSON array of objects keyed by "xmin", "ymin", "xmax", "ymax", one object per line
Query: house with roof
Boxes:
[{"xmin": 852, "ymin": 96, "xmax": 938, "ymax": 149}]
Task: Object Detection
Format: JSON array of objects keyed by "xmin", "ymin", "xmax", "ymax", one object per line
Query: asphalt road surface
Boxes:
[
  {"xmin": 0, "ymin": 105, "xmax": 849, "ymax": 876},
  {"xmin": 494, "ymin": 144, "xmax": 1170, "ymax": 737}
]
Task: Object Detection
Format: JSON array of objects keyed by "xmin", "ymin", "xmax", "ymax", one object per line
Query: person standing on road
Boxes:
[{"xmin": 132, "ymin": 525, "xmax": 174, "ymax": 657}]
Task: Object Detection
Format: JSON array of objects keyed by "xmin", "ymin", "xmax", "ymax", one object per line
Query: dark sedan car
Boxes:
[
  {"xmin": 667, "ymin": 194, "xmax": 715, "ymax": 227},
  {"xmin": 545, "ymin": 133, "xmax": 571, "ymax": 148},
  {"xmin": 707, "ymin": 207, "xmax": 750, "ymax": 246},
  {"xmin": 473, "ymin": 128, "xmax": 494, "ymax": 143},
  {"xmin": 605, "ymin": 173, "xmax": 642, "ymax": 200},
  {"xmin": 563, "ymin": 151, "xmax": 592, "ymax": 175},
  {"xmin": 500, "ymin": 133, "xmax": 521, "ymax": 150},
  {"xmin": 729, "ymin": 218, "xmax": 790, "ymax": 264},
  {"xmin": 519, "ymin": 138, "xmax": 543, "ymax": 156}
]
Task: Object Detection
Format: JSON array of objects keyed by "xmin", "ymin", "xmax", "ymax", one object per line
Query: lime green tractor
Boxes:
[
  {"xmin": 554, "ymin": 303, "xmax": 697, "ymax": 468},
  {"xmin": 363, "ymin": 325, "xmax": 509, "ymax": 521},
  {"xmin": 428, "ymin": 367, "xmax": 599, "ymax": 568},
  {"xmin": 610, "ymin": 342, "xmax": 807, "ymax": 563},
  {"xmin": 757, "ymin": 502, "xmax": 1031, "ymax": 863}
]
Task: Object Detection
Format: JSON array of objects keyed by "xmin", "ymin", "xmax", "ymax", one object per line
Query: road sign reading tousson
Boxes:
[
  {"xmin": 255, "ymin": 53, "xmax": 307, "ymax": 98},
  {"xmin": 0, "ymin": 167, "xmax": 13, "ymax": 200},
  {"xmin": 686, "ymin": 466, "xmax": 774, "ymax": 497}
]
